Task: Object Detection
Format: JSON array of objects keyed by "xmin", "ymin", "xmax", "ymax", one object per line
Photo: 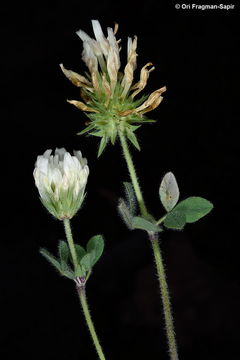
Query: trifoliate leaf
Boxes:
[
  {"xmin": 173, "ymin": 196, "xmax": 213, "ymax": 223},
  {"xmin": 40, "ymin": 248, "xmax": 62, "ymax": 272},
  {"xmin": 58, "ymin": 240, "xmax": 69, "ymax": 263},
  {"xmin": 132, "ymin": 216, "xmax": 162, "ymax": 232},
  {"xmin": 159, "ymin": 172, "xmax": 179, "ymax": 212},
  {"xmin": 87, "ymin": 235, "xmax": 104, "ymax": 266},
  {"xmin": 164, "ymin": 211, "xmax": 186, "ymax": 230},
  {"xmin": 123, "ymin": 182, "xmax": 137, "ymax": 216},
  {"xmin": 118, "ymin": 198, "xmax": 134, "ymax": 230}
]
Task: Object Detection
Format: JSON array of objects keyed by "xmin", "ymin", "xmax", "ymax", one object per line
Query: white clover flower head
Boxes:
[
  {"xmin": 33, "ymin": 148, "xmax": 89, "ymax": 220},
  {"xmin": 60, "ymin": 20, "xmax": 166, "ymax": 156}
]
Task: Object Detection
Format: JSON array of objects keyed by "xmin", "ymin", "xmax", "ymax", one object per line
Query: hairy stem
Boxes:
[
  {"xmin": 78, "ymin": 287, "xmax": 106, "ymax": 360},
  {"xmin": 149, "ymin": 231, "xmax": 179, "ymax": 360},
  {"xmin": 63, "ymin": 218, "xmax": 78, "ymax": 270},
  {"xmin": 119, "ymin": 131, "xmax": 179, "ymax": 360},
  {"xmin": 63, "ymin": 219, "xmax": 106, "ymax": 360},
  {"xmin": 118, "ymin": 130, "xmax": 148, "ymax": 218}
]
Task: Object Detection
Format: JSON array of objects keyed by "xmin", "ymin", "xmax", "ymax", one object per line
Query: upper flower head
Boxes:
[
  {"xmin": 33, "ymin": 148, "xmax": 89, "ymax": 219},
  {"xmin": 60, "ymin": 20, "xmax": 166, "ymax": 156}
]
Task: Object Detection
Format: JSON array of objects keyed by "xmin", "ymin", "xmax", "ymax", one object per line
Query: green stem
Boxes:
[
  {"xmin": 118, "ymin": 131, "xmax": 179, "ymax": 360},
  {"xmin": 63, "ymin": 219, "xmax": 106, "ymax": 360},
  {"xmin": 149, "ymin": 232, "xmax": 179, "ymax": 360},
  {"xmin": 78, "ymin": 287, "xmax": 106, "ymax": 360},
  {"xmin": 118, "ymin": 130, "xmax": 148, "ymax": 218},
  {"xmin": 156, "ymin": 214, "xmax": 167, "ymax": 226},
  {"xmin": 63, "ymin": 218, "xmax": 78, "ymax": 270}
]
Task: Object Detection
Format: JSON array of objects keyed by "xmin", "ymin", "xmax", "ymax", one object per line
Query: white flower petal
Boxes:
[
  {"xmin": 91, "ymin": 20, "xmax": 109, "ymax": 56},
  {"xmin": 55, "ymin": 148, "xmax": 67, "ymax": 160},
  {"xmin": 43, "ymin": 149, "xmax": 52, "ymax": 159},
  {"xmin": 36, "ymin": 157, "xmax": 49, "ymax": 175}
]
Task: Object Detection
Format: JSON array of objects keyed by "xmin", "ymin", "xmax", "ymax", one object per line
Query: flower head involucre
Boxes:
[
  {"xmin": 33, "ymin": 148, "xmax": 89, "ymax": 219},
  {"xmin": 60, "ymin": 20, "xmax": 166, "ymax": 156}
]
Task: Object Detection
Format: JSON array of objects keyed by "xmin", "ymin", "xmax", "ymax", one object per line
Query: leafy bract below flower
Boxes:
[
  {"xmin": 33, "ymin": 148, "xmax": 89, "ymax": 220},
  {"xmin": 60, "ymin": 20, "xmax": 166, "ymax": 156}
]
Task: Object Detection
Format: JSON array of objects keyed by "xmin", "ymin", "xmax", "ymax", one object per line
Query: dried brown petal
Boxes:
[
  {"xmin": 60, "ymin": 64, "xmax": 92, "ymax": 88},
  {"xmin": 91, "ymin": 71, "xmax": 100, "ymax": 93},
  {"xmin": 114, "ymin": 22, "xmax": 119, "ymax": 35},
  {"xmin": 118, "ymin": 109, "xmax": 135, "ymax": 116},
  {"xmin": 121, "ymin": 36, "xmax": 138, "ymax": 97},
  {"xmin": 135, "ymin": 86, "xmax": 167, "ymax": 113},
  {"xmin": 131, "ymin": 63, "xmax": 155, "ymax": 98},
  {"xmin": 102, "ymin": 74, "xmax": 112, "ymax": 106},
  {"xmin": 67, "ymin": 100, "xmax": 99, "ymax": 112}
]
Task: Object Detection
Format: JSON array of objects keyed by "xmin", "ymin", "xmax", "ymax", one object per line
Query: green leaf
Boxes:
[
  {"xmin": 159, "ymin": 172, "xmax": 179, "ymax": 212},
  {"xmin": 80, "ymin": 253, "xmax": 93, "ymax": 272},
  {"xmin": 75, "ymin": 244, "xmax": 86, "ymax": 263},
  {"xmin": 62, "ymin": 269, "xmax": 76, "ymax": 279},
  {"xmin": 58, "ymin": 240, "xmax": 69, "ymax": 263},
  {"xmin": 87, "ymin": 235, "xmax": 104, "ymax": 266},
  {"xmin": 174, "ymin": 196, "xmax": 213, "ymax": 223},
  {"xmin": 118, "ymin": 198, "xmax": 134, "ymax": 229},
  {"xmin": 40, "ymin": 248, "xmax": 61, "ymax": 272},
  {"xmin": 164, "ymin": 211, "xmax": 186, "ymax": 230},
  {"xmin": 75, "ymin": 264, "xmax": 86, "ymax": 277},
  {"xmin": 123, "ymin": 182, "xmax": 137, "ymax": 216},
  {"xmin": 132, "ymin": 217, "xmax": 162, "ymax": 232},
  {"xmin": 163, "ymin": 196, "xmax": 213, "ymax": 230}
]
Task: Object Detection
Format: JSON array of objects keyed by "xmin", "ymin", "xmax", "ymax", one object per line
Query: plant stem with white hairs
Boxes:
[
  {"xmin": 63, "ymin": 218, "xmax": 106, "ymax": 360},
  {"xmin": 119, "ymin": 130, "xmax": 179, "ymax": 360}
]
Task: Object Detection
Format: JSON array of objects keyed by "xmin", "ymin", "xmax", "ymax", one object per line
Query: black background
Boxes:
[{"xmin": 2, "ymin": 1, "xmax": 239, "ymax": 359}]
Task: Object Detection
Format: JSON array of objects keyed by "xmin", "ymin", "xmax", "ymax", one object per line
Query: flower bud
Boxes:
[{"xmin": 33, "ymin": 148, "xmax": 89, "ymax": 220}]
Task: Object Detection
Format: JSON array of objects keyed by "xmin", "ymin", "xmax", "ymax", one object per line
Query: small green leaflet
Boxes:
[
  {"xmin": 159, "ymin": 172, "xmax": 180, "ymax": 212},
  {"xmin": 164, "ymin": 196, "xmax": 213, "ymax": 230},
  {"xmin": 174, "ymin": 197, "xmax": 213, "ymax": 223},
  {"xmin": 132, "ymin": 216, "xmax": 162, "ymax": 232},
  {"xmin": 123, "ymin": 182, "xmax": 137, "ymax": 216},
  {"xmin": 80, "ymin": 253, "xmax": 93, "ymax": 272},
  {"xmin": 86, "ymin": 235, "xmax": 104, "ymax": 267},
  {"xmin": 75, "ymin": 244, "xmax": 86, "ymax": 262},
  {"xmin": 118, "ymin": 198, "xmax": 134, "ymax": 230},
  {"xmin": 58, "ymin": 240, "xmax": 69, "ymax": 263},
  {"xmin": 40, "ymin": 248, "xmax": 62, "ymax": 272},
  {"xmin": 164, "ymin": 211, "xmax": 186, "ymax": 230}
]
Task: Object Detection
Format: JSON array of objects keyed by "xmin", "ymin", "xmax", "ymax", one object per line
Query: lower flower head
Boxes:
[{"xmin": 33, "ymin": 148, "xmax": 89, "ymax": 219}]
